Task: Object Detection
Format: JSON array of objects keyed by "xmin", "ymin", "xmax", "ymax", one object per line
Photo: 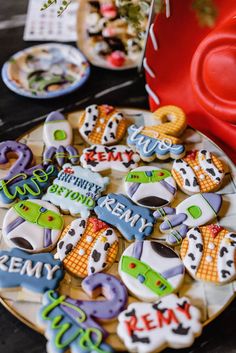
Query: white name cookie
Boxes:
[
  {"xmin": 117, "ymin": 294, "xmax": 202, "ymax": 353},
  {"xmin": 43, "ymin": 163, "xmax": 109, "ymax": 217},
  {"xmin": 80, "ymin": 145, "xmax": 140, "ymax": 172},
  {"xmin": 125, "ymin": 166, "xmax": 177, "ymax": 209},
  {"xmin": 119, "ymin": 241, "xmax": 184, "ymax": 302},
  {"xmin": 2, "ymin": 200, "xmax": 64, "ymax": 253}
]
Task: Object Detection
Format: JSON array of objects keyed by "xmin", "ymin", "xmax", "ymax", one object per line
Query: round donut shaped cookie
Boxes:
[
  {"xmin": 180, "ymin": 225, "xmax": 236, "ymax": 284},
  {"xmin": 119, "ymin": 240, "xmax": 185, "ymax": 302},
  {"xmin": 172, "ymin": 149, "xmax": 226, "ymax": 195},
  {"xmin": 2, "ymin": 199, "xmax": 64, "ymax": 253},
  {"xmin": 56, "ymin": 217, "xmax": 119, "ymax": 278},
  {"xmin": 125, "ymin": 166, "xmax": 177, "ymax": 209},
  {"xmin": 78, "ymin": 104, "xmax": 127, "ymax": 145}
]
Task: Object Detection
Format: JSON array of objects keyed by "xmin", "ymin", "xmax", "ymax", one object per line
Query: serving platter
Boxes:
[{"xmin": 0, "ymin": 107, "xmax": 236, "ymax": 352}]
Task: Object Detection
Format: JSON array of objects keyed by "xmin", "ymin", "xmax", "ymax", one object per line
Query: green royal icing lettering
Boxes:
[
  {"xmin": 42, "ymin": 291, "xmax": 109, "ymax": 353},
  {"xmin": 54, "ymin": 130, "xmax": 67, "ymax": 141},
  {"xmin": 121, "ymin": 256, "xmax": 173, "ymax": 297}
]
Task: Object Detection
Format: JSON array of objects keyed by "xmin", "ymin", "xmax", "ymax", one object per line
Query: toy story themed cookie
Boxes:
[
  {"xmin": 78, "ymin": 104, "xmax": 126, "ymax": 145},
  {"xmin": 180, "ymin": 225, "xmax": 236, "ymax": 284},
  {"xmin": 43, "ymin": 145, "xmax": 80, "ymax": 167},
  {"xmin": 38, "ymin": 273, "xmax": 127, "ymax": 353},
  {"xmin": 0, "ymin": 248, "xmax": 63, "ymax": 295},
  {"xmin": 94, "ymin": 193, "xmax": 158, "ymax": 241},
  {"xmin": 172, "ymin": 150, "xmax": 226, "ymax": 195},
  {"xmin": 125, "ymin": 166, "xmax": 177, "ymax": 209},
  {"xmin": 43, "ymin": 163, "xmax": 109, "ymax": 217},
  {"xmin": 80, "ymin": 145, "xmax": 140, "ymax": 173},
  {"xmin": 43, "ymin": 111, "xmax": 73, "ymax": 148},
  {"xmin": 2, "ymin": 200, "xmax": 63, "ymax": 253},
  {"xmin": 127, "ymin": 105, "xmax": 186, "ymax": 161},
  {"xmin": 117, "ymin": 294, "xmax": 202, "ymax": 353},
  {"xmin": 55, "ymin": 217, "xmax": 119, "ymax": 278},
  {"xmin": 155, "ymin": 193, "xmax": 222, "ymax": 245},
  {"xmin": 119, "ymin": 240, "xmax": 184, "ymax": 302}
]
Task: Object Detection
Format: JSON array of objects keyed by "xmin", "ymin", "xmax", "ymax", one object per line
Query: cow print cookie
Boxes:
[
  {"xmin": 117, "ymin": 294, "xmax": 202, "ymax": 353},
  {"xmin": 78, "ymin": 104, "xmax": 127, "ymax": 145},
  {"xmin": 80, "ymin": 145, "xmax": 140, "ymax": 173},
  {"xmin": 125, "ymin": 166, "xmax": 177, "ymax": 209},
  {"xmin": 119, "ymin": 241, "xmax": 184, "ymax": 302},
  {"xmin": 180, "ymin": 225, "xmax": 236, "ymax": 284},
  {"xmin": 56, "ymin": 217, "xmax": 119, "ymax": 278},
  {"xmin": 172, "ymin": 150, "xmax": 226, "ymax": 195},
  {"xmin": 2, "ymin": 200, "xmax": 64, "ymax": 253}
]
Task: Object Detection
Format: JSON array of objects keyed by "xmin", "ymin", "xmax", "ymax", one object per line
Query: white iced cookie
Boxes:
[
  {"xmin": 80, "ymin": 145, "xmax": 140, "ymax": 172},
  {"xmin": 118, "ymin": 241, "xmax": 184, "ymax": 302},
  {"xmin": 125, "ymin": 166, "xmax": 177, "ymax": 209},
  {"xmin": 2, "ymin": 199, "xmax": 64, "ymax": 253},
  {"xmin": 43, "ymin": 111, "xmax": 73, "ymax": 148},
  {"xmin": 117, "ymin": 294, "xmax": 202, "ymax": 353}
]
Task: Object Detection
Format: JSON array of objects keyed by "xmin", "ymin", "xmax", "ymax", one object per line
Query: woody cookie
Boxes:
[
  {"xmin": 55, "ymin": 217, "xmax": 119, "ymax": 278},
  {"xmin": 172, "ymin": 149, "xmax": 226, "ymax": 195},
  {"xmin": 78, "ymin": 104, "xmax": 127, "ymax": 145},
  {"xmin": 180, "ymin": 225, "xmax": 236, "ymax": 284}
]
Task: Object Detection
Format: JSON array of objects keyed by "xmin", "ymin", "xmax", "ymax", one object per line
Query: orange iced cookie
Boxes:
[
  {"xmin": 78, "ymin": 104, "xmax": 126, "ymax": 145},
  {"xmin": 56, "ymin": 217, "xmax": 119, "ymax": 278}
]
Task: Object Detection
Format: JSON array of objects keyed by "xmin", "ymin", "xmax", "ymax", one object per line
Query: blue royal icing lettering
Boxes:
[
  {"xmin": 43, "ymin": 164, "xmax": 109, "ymax": 217},
  {"xmin": 94, "ymin": 193, "xmax": 157, "ymax": 241},
  {"xmin": 0, "ymin": 249, "xmax": 63, "ymax": 294},
  {"xmin": 127, "ymin": 125, "xmax": 185, "ymax": 161}
]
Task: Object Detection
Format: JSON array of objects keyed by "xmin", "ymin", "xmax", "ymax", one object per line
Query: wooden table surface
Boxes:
[{"xmin": 0, "ymin": 1, "xmax": 236, "ymax": 353}]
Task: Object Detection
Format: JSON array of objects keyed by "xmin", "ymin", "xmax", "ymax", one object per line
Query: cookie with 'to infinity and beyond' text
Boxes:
[
  {"xmin": 180, "ymin": 225, "xmax": 236, "ymax": 284},
  {"xmin": 119, "ymin": 240, "xmax": 184, "ymax": 302},
  {"xmin": 172, "ymin": 150, "xmax": 226, "ymax": 195},
  {"xmin": 78, "ymin": 104, "xmax": 127, "ymax": 145},
  {"xmin": 125, "ymin": 166, "xmax": 177, "ymax": 209}
]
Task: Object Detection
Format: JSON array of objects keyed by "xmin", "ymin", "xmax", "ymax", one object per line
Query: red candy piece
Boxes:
[
  {"xmin": 107, "ymin": 51, "xmax": 126, "ymax": 67},
  {"xmin": 208, "ymin": 224, "xmax": 223, "ymax": 238},
  {"xmin": 100, "ymin": 4, "xmax": 117, "ymax": 19},
  {"xmin": 64, "ymin": 167, "xmax": 74, "ymax": 174},
  {"xmin": 186, "ymin": 150, "xmax": 198, "ymax": 161},
  {"xmin": 90, "ymin": 217, "xmax": 108, "ymax": 232},
  {"xmin": 145, "ymin": 0, "xmax": 236, "ymax": 162}
]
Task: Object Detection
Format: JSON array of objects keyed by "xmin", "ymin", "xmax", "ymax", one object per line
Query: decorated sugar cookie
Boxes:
[
  {"xmin": 78, "ymin": 104, "xmax": 126, "ymax": 145},
  {"xmin": 2, "ymin": 200, "xmax": 64, "ymax": 252},
  {"xmin": 119, "ymin": 241, "xmax": 184, "ymax": 302},
  {"xmin": 94, "ymin": 193, "xmax": 157, "ymax": 241},
  {"xmin": 117, "ymin": 294, "xmax": 202, "ymax": 353},
  {"xmin": 43, "ymin": 163, "xmax": 109, "ymax": 217},
  {"xmin": 56, "ymin": 217, "xmax": 119, "ymax": 278},
  {"xmin": 43, "ymin": 111, "xmax": 73, "ymax": 148},
  {"xmin": 80, "ymin": 145, "xmax": 140, "ymax": 172},
  {"xmin": 172, "ymin": 150, "xmax": 226, "ymax": 195},
  {"xmin": 180, "ymin": 225, "xmax": 236, "ymax": 284},
  {"xmin": 127, "ymin": 105, "xmax": 186, "ymax": 161},
  {"xmin": 0, "ymin": 249, "xmax": 63, "ymax": 294},
  {"xmin": 38, "ymin": 274, "xmax": 127, "ymax": 353},
  {"xmin": 43, "ymin": 145, "xmax": 80, "ymax": 167},
  {"xmin": 155, "ymin": 193, "xmax": 222, "ymax": 245},
  {"xmin": 125, "ymin": 166, "xmax": 177, "ymax": 209}
]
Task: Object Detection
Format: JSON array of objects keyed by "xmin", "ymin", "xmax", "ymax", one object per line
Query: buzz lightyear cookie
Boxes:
[
  {"xmin": 117, "ymin": 294, "xmax": 202, "ymax": 353},
  {"xmin": 2, "ymin": 200, "xmax": 63, "ymax": 253},
  {"xmin": 43, "ymin": 111, "xmax": 73, "ymax": 148},
  {"xmin": 80, "ymin": 145, "xmax": 140, "ymax": 172},
  {"xmin": 78, "ymin": 104, "xmax": 127, "ymax": 145},
  {"xmin": 180, "ymin": 225, "xmax": 236, "ymax": 284},
  {"xmin": 119, "ymin": 241, "xmax": 184, "ymax": 302},
  {"xmin": 127, "ymin": 105, "xmax": 187, "ymax": 161},
  {"xmin": 56, "ymin": 217, "xmax": 119, "ymax": 278},
  {"xmin": 125, "ymin": 166, "xmax": 177, "ymax": 209},
  {"xmin": 172, "ymin": 150, "xmax": 226, "ymax": 195},
  {"xmin": 43, "ymin": 163, "xmax": 109, "ymax": 217}
]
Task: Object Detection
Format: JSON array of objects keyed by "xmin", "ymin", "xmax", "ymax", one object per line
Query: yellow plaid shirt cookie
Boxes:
[
  {"xmin": 180, "ymin": 225, "xmax": 236, "ymax": 284},
  {"xmin": 56, "ymin": 217, "xmax": 119, "ymax": 278}
]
